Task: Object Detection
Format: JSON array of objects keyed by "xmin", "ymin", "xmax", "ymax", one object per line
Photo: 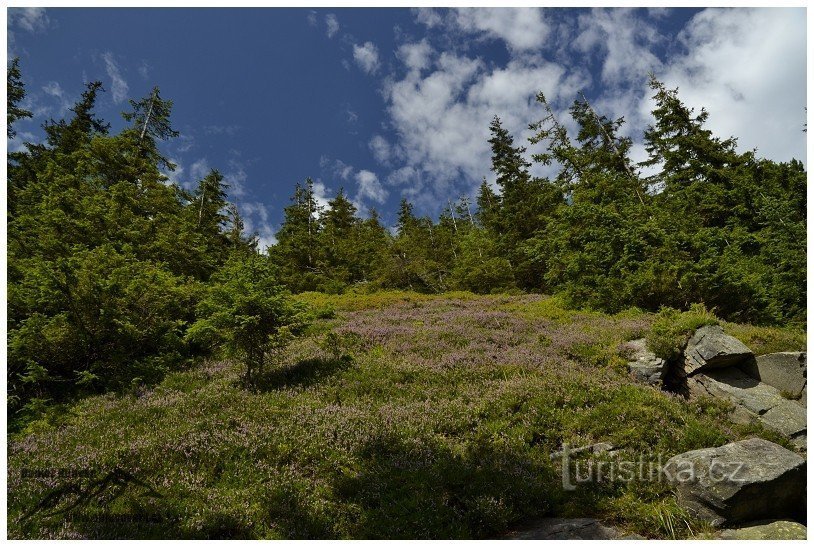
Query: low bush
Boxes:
[
  {"xmin": 646, "ymin": 304, "xmax": 718, "ymax": 361},
  {"xmin": 186, "ymin": 254, "xmax": 308, "ymax": 387}
]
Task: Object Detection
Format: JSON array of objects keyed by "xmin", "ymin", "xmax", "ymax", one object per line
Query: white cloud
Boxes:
[
  {"xmin": 574, "ymin": 8, "xmax": 662, "ymax": 86},
  {"xmin": 138, "ymin": 60, "xmax": 152, "ymax": 80},
  {"xmin": 239, "ymin": 201, "xmax": 277, "ymax": 251},
  {"xmin": 369, "ymin": 7, "xmax": 804, "ymax": 215},
  {"xmin": 381, "ymin": 47, "xmax": 586, "ymax": 207},
  {"xmin": 355, "ymin": 170, "xmax": 388, "ymax": 204},
  {"xmin": 160, "ymin": 157, "xmax": 191, "ymax": 188},
  {"xmin": 204, "ymin": 124, "xmax": 240, "ymax": 136},
  {"xmin": 8, "ymin": 7, "xmax": 51, "ymax": 59},
  {"xmin": 311, "ymin": 179, "xmax": 331, "ymax": 212},
  {"xmin": 564, "ymin": 7, "xmax": 806, "ymax": 167},
  {"xmin": 189, "ymin": 158, "xmax": 211, "ymax": 183},
  {"xmin": 41, "ymin": 81, "xmax": 72, "ymax": 116},
  {"xmin": 19, "ymin": 93, "xmax": 51, "ymax": 119},
  {"xmin": 353, "ymin": 41, "xmax": 380, "ymax": 75},
  {"xmin": 647, "ymin": 7, "xmax": 671, "ymax": 19},
  {"xmin": 397, "ymin": 39, "xmax": 433, "ymax": 73},
  {"xmin": 223, "ymin": 156, "xmax": 249, "ymax": 198},
  {"xmin": 41, "ymin": 81, "xmax": 64, "ymax": 98},
  {"xmin": 306, "ymin": 10, "xmax": 317, "ymax": 27},
  {"xmin": 101, "ymin": 52, "xmax": 129, "ymax": 104},
  {"xmin": 320, "ymin": 156, "xmax": 355, "ymax": 181},
  {"xmin": 319, "ymin": 158, "xmax": 389, "ymax": 209},
  {"xmin": 325, "ymin": 13, "xmax": 340, "ymax": 38},
  {"xmin": 9, "ymin": 7, "xmax": 50, "ymax": 33},
  {"xmin": 654, "ymin": 7, "xmax": 806, "ymax": 164},
  {"xmin": 173, "ymin": 134, "xmax": 195, "ymax": 153},
  {"xmin": 369, "ymin": 135, "xmax": 392, "ymax": 165},
  {"xmin": 8, "ymin": 130, "xmax": 38, "ymax": 153},
  {"xmin": 451, "ymin": 7, "xmax": 550, "ymax": 52},
  {"xmin": 413, "ymin": 8, "xmax": 443, "ymax": 28}
]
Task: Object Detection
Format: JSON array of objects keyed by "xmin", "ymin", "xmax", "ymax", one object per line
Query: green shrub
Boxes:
[
  {"xmin": 8, "ymin": 245, "xmax": 200, "ymax": 421},
  {"xmin": 646, "ymin": 304, "xmax": 718, "ymax": 361},
  {"xmin": 187, "ymin": 254, "xmax": 308, "ymax": 387}
]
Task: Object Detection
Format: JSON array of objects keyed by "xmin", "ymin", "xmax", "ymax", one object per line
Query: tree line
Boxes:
[
  {"xmin": 7, "ymin": 59, "xmax": 805, "ymax": 424},
  {"xmin": 271, "ymin": 81, "xmax": 805, "ymax": 326}
]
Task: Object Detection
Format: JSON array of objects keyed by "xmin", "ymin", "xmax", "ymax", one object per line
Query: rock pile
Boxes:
[
  {"xmin": 622, "ymin": 325, "xmax": 808, "ymax": 538},
  {"xmin": 626, "ymin": 325, "xmax": 807, "ymax": 449}
]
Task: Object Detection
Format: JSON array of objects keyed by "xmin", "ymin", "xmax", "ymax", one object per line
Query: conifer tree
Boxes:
[
  {"xmin": 320, "ymin": 188, "xmax": 360, "ymax": 288},
  {"xmin": 7, "ymin": 58, "xmax": 32, "ymax": 138},
  {"xmin": 225, "ymin": 203, "xmax": 258, "ymax": 253},
  {"xmin": 272, "ymin": 179, "xmax": 325, "ymax": 291},
  {"xmin": 123, "ymin": 86, "xmax": 179, "ymax": 170},
  {"xmin": 476, "ymin": 178, "xmax": 501, "ymax": 235},
  {"xmin": 42, "ymin": 81, "xmax": 110, "ymax": 154}
]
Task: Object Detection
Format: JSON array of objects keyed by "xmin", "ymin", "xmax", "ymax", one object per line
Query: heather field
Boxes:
[{"xmin": 7, "ymin": 292, "xmax": 805, "ymax": 539}]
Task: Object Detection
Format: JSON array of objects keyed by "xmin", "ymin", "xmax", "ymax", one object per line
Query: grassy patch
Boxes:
[
  {"xmin": 646, "ymin": 304, "xmax": 719, "ymax": 361},
  {"xmin": 721, "ymin": 321, "xmax": 806, "ymax": 356}
]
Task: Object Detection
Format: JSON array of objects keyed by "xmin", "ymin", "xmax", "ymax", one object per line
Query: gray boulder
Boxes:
[
  {"xmin": 506, "ymin": 518, "xmax": 620, "ymax": 540},
  {"xmin": 625, "ymin": 338, "xmax": 667, "ymax": 385},
  {"xmin": 719, "ymin": 519, "xmax": 807, "ymax": 540},
  {"xmin": 739, "ymin": 352, "xmax": 806, "ymax": 400},
  {"xmin": 688, "ymin": 368, "xmax": 806, "ymax": 447},
  {"xmin": 663, "ymin": 438, "xmax": 806, "ymax": 527},
  {"xmin": 684, "ymin": 325, "xmax": 753, "ymax": 375}
]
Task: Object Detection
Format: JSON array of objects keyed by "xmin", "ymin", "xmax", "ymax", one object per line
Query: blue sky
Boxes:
[{"xmin": 7, "ymin": 7, "xmax": 807, "ymax": 249}]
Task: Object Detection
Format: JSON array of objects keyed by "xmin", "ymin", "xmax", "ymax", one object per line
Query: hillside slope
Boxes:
[{"xmin": 7, "ymin": 292, "xmax": 805, "ymax": 539}]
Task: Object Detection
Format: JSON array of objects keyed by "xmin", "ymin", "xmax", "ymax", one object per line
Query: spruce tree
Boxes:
[
  {"xmin": 271, "ymin": 179, "xmax": 325, "ymax": 291},
  {"xmin": 7, "ymin": 58, "xmax": 32, "ymax": 138},
  {"xmin": 320, "ymin": 188, "xmax": 360, "ymax": 288},
  {"xmin": 122, "ymin": 86, "xmax": 179, "ymax": 170}
]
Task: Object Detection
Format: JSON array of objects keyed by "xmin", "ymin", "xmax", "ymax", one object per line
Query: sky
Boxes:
[{"xmin": 7, "ymin": 6, "xmax": 808, "ymax": 250}]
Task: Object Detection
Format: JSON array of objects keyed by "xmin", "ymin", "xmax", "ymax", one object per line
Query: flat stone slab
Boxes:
[
  {"xmin": 740, "ymin": 352, "xmax": 806, "ymax": 399},
  {"xmin": 506, "ymin": 518, "xmax": 620, "ymax": 539},
  {"xmin": 691, "ymin": 368, "xmax": 778, "ymax": 414},
  {"xmin": 625, "ymin": 338, "xmax": 667, "ymax": 386},
  {"xmin": 689, "ymin": 368, "xmax": 806, "ymax": 444},
  {"xmin": 684, "ymin": 325, "xmax": 753, "ymax": 375},
  {"xmin": 663, "ymin": 438, "xmax": 806, "ymax": 527},
  {"xmin": 720, "ymin": 519, "xmax": 807, "ymax": 540},
  {"xmin": 761, "ymin": 400, "xmax": 807, "ymax": 438}
]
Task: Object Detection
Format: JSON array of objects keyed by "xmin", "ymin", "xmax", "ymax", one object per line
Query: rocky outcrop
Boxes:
[
  {"xmin": 664, "ymin": 438, "xmax": 806, "ymax": 527},
  {"xmin": 689, "ymin": 368, "xmax": 807, "ymax": 449},
  {"xmin": 683, "ymin": 325, "xmax": 753, "ymax": 375},
  {"xmin": 719, "ymin": 519, "xmax": 807, "ymax": 540},
  {"xmin": 631, "ymin": 325, "xmax": 809, "ymax": 450},
  {"xmin": 739, "ymin": 352, "xmax": 806, "ymax": 400},
  {"xmin": 625, "ymin": 338, "xmax": 667, "ymax": 386},
  {"xmin": 505, "ymin": 518, "xmax": 621, "ymax": 540}
]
